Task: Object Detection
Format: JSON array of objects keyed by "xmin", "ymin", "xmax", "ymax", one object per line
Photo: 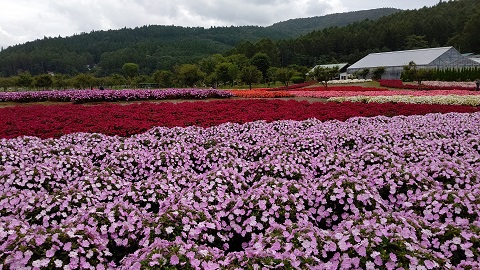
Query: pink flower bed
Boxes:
[
  {"xmin": 380, "ymin": 80, "xmax": 476, "ymax": 90},
  {"xmin": 290, "ymin": 90, "xmax": 480, "ymax": 98}
]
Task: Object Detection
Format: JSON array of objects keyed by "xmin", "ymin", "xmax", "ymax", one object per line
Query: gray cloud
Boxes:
[{"xmin": 0, "ymin": 0, "xmax": 439, "ymax": 49}]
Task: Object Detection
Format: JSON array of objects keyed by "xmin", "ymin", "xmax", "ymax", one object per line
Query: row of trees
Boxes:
[
  {"xmin": 401, "ymin": 62, "xmax": 480, "ymax": 85},
  {"xmin": 0, "ymin": 53, "xmax": 311, "ymax": 91},
  {"xmin": 0, "ymin": 0, "xmax": 478, "ymax": 77}
]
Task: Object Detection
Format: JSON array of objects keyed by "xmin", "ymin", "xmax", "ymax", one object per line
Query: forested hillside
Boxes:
[
  {"xmin": 274, "ymin": 0, "xmax": 480, "ymax": 67},
  {"xmin": 0, "ymin": 8, "xmax": 399, "ymax": 77},
  {"xmin": 0, "ymin": 0, "xmax": 478, "ymax": 79},
  {"xmin": 268, "ymin": 8, "xmax": 400, "ymax": 36}
]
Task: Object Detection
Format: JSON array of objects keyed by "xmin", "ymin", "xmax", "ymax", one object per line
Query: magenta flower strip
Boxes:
[
  {"xmin": 0, "ymin": 88, "xmax": 233, "ymax": 103},
  {"xmin": 1, "ymin": 112, "xmax": 480, "ymax": 269}
]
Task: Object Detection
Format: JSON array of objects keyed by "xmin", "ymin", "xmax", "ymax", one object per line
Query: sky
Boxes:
[{"xmin": 0, "ymin": 0, "xmax": 441, "ymax": 49}]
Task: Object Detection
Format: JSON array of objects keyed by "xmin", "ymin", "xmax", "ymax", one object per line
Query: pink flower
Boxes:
[
  {"xmin": 170, "ymin": 255, "xmax": 180, "ymax": 265},
  {"xmin": 46, "ymin": 248, "xmax": 56, "ymax": 258},
  {"xmin": 356, "ymin": 246, "xmax": 367, "ymax": 257},
  {"xmin": 424, "ymin": 260, "xmax": 435, "ymax": 269},
  {"xmin": 389, "ymin": 253, "xmax": 397, "ymax": 262},
  {"xmin": 63, "ymin": 242, "xmax": 72, "ymax": 251},
  {"xmin": 271, "ymin": 241, "xmax": 281, "ymax": 251}
]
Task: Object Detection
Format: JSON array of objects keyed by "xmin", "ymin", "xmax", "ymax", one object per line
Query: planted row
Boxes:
[
  {"xmin": 379, "ymin": 80, "xmax": 476, "ymax": 90},
  {"xmin": 290, "ymin": 89, "xmax": 480, "ymax": 98},
  {"xmin": 227, "ymin": 89, "xmax": 294, "ymax": 98},
  {"xmin": 329, "ymin": 95, "xmax": 480, "ymax": 106},
  {"xmin": 2, "ymin": 99, "xmax": 480, "ymax": 139},
  {"xmin": 0, "ymin": 88, "xmax": 233, "ymax": 103},
  {"xmin": 1, "ymin": 112, "xmax": 479, "ymax": 268}
]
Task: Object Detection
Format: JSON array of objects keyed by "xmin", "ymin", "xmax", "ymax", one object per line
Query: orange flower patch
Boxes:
[{"xmin": 227, "ymin": 89, "xmax": 294, "ymax": 98}]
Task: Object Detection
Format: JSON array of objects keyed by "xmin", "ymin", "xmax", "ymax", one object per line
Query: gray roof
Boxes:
[
  {"xmin": 348, "ymin": 47, "xmax": 455, "ymax": 70},
  {"xmin": 471, "ymin": 58, "xmax": 480, "ymax": 64},
  {"xmin": 309, "ymin": 63, "xmax": 348, "ymax": 74}
]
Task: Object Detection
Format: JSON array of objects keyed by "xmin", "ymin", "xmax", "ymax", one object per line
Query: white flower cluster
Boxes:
[{"xmin": 328, "ymin": 79, "xmax": 373, "ymax": 84}]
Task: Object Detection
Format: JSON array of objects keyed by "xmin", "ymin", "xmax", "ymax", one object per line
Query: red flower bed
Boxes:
[{"xmin": 2, "ymin": 100, "xmax": 480, "ymax": 139}]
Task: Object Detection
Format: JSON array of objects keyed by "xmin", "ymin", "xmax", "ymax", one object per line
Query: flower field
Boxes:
[
  {"xmin": 329, "ymin": 95, "xmax": 480, "ymax": 106},
  {"xmin": 379, "ymin": 80, "xmax": 476, "ymax": 91},
  {"xmin": 227, "ymin": 90, "xmax": 294, "ymax": 98},
  {"xmin": 2, "ymin": 100, "xmax": 480, "ymax": 139},
  {"xmin": 290, "ymin": 89, "xmax": 480, "ymax": 99},
  {"xmin": 1, "ymin": 83, "xmax": 480, "ymax": 269},
  {"xmin": 0, "ymin": 88, "xmax": 233, "ymax": 103},
  {"xmin": 1, "ymin": 112, "xmax": 480, "ymax": 269},
  {"xmin": 290, "ymin": 86, "xmax": 384, "ymax": 92}
]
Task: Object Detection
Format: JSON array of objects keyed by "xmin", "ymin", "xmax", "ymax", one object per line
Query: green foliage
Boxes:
[
  {"xmin": 240, "ymin": 65, "xmax": 263, "ymax": 90},
  {"xmin": 401, "ymin": 61, "xmax": 434, "ymax": 87},
  {"xmin": 269, "ymin": 8, "xmax": 400, "ymax": 36},
  {"xmin": 274, "ymin": 67, "xmax": 295, "ymax": 86},
  {"xmin": 310, "ymin": 66, "xmax": 339, "ymax": 90},
  {"xmin": 152, "ymin": 70, "xmax": 175, "ymax": 88},
  {"xmin": 33, "ymin": 74, "xmax": 53, "ymax": 89},
  {"xmin": 176, "ymin": 64, "xmax": 205, "ymax": 87},
  {"xmin": 53, "ymin": 74, "xmax": 70, "ymax": 90},
  {"xmin": 250, "ymin": 53, "xmax": 271, "ymax": 80},
  {"xmin": 215, "ymin": 62, "xmax": 238, "ymax": 86},
  {"xmin": 0, "ymin": 77, "xmax": 15, "ymax": 91},
  {"xmin": 0, "ymin": 0, "xmax": 478, "ymax": 80},
  {"xmin": 404, "ymin": 35, "xmax": 429, "ymax": 50},
  {"xmin": 428, "ymin": 66, "xmax": 480, "ymax": 82},
  {"xmin": 17, "ymin": 72, "xmax": 33, "ymax": 88},
  {"xmin": 372, "ymin": 67, "xmax": 386, "ymax": 80},
  {"xmin": 122, "ymin": 63, "xmax": 139, "ymax": 79},
  {"xmin": 72, "ymin": 73, "xmax": 95, "ymax": 89},
  {"xmin": 291, "ymin": 76, "xmax": 305, "ymax": 84}
]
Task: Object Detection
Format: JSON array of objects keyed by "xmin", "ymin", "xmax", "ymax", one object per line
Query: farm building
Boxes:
[
  {"xmin": 347, "ymin": 46, "xmax": 480, "ymax": 79},
  {"xmin": 308, "ymin": 63, "xmax": 349, "ymax": 80}
]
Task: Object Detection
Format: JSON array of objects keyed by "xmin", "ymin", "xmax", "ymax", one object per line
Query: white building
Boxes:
[{"xmin": 347, "ymin": 47, "xmax": 480, "ymax": 79}]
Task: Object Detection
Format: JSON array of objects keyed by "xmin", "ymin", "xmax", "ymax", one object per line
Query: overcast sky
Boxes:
[{"xmin": 0, "ymin": 0, "xmax": 440, "ymax": 49}]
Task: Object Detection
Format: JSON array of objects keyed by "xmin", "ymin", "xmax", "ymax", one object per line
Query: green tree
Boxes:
[
  {"xmin": 17, "ymin": 72, "xmax": 33, "ymax": 89},
  {"xmin": 53, "ymin": 74, "xmax": 70, "ymax": 89},
  {"xmin": 275, "ymin": 67, "xmax": 295, "ymax": 87},
  {"xmin": 240, "ymin": 65, "xmax": 262, "ymax": 90},
  {"xmin": 198, "ymin": 54, "xmax": 225, "ymax": 76},
  {"xmin": 310, "ymin": 66, "xmax": 340, "ymax": 90},
  {"xmin": 404, "ymin": 35, "xmax": 429, "ymax": 50},
  {"xmin": 33, "ymin": 74, "xmax": 53, "ymax": 90},
  {"xmin": 215, "ymin": 63, "xmax": 235, "ymax": 86},
  {"xmin": 266, "ymin": 67, "xmax": 278, "ymax": 86},
  {"xmin": 372, "ymin": 67, "xmax": 386, "ymax": 80},
  {"xmin": 0, "ymin": 77, "xmax": 15, "ymax": 91},
  {"xmin": 401, "ymin": 61, "xmax": 432, "ymax": 88},
  {"xmin": 227, "ymin": 64, "xmax": 240, "ymax": 87},
  {"xmin": 72, "ymin": 73, "xmax": 95, "ymax": 89},
  {"xmin": 152, "ymin": 70, "xmax": 174, "ymax": 88},
  {"xmin": 176, "ymin": 64, "xmax": 205, "ymax": 87},
  {"xmin": 250, "ymin": 53, "xmax": 271, "ymax": 81},
  {"xmin": 122, "ymin": 63, "xmax": 139, "ymax": 85},
  {"xmin": 226, "ymin": 54, "xmax": 250, "ymax": 70},
  {"xmin": 358, "ymin": 68, "xmax": 370, "ymax": 79}
]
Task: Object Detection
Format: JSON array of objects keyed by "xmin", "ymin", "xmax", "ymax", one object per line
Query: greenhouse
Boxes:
[{"xmin": 347, "ymin": 47, "xmax": 480, "ymax": 79}]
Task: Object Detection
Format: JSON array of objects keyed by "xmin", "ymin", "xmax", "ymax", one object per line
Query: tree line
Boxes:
[{"xmin": 0, "ymin": 53, "xmax": 310, "ymax": 91}]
